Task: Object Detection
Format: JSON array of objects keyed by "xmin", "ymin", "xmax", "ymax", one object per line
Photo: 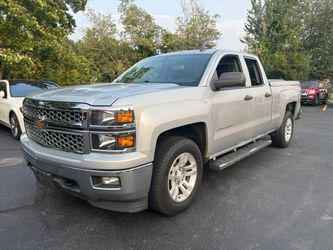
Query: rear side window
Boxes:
[
  {"xmin": 0, "ymin": 82, "xmax": 7, "ymax": 98},
  {"xmin": 245, "ymin": 58, "xmax": 263, "ymax": 86}
]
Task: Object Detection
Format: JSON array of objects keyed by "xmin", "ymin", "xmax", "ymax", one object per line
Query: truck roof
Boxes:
[{"xmin": 155, "ymin": 49, "xmax": 256, "ymax": 58}]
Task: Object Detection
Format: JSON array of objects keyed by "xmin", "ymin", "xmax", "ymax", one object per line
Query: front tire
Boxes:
[
  {"xmin": 10, "ymin": 112, "xmax": 21, "ymax": 140},
  {"xmin": 149, "ymin": 136, "xmax": 203, "ymax": 215},
  {"xmin": 271, "ymin": 111, "xmax": 294, "ymax": 148}
]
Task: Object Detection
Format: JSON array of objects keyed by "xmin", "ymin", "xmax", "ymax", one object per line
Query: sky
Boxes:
[{"xmin": 70, "ymin": 0, "xmax": 251, "ymax": 51}]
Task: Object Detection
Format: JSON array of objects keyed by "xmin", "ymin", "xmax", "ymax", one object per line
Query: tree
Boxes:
[
  {"xmin": 118, "ymin": 0, "xmax": 163, "ymax": 60},
  {"xmin": 0, "ymin": 0, "xmax": 87, "ymax": 79},
  {"xmin": 303, "ymin": 0, "xmax": 333, "ymax": 80},
  {"xmin": 160, "ymin": 30, "xmax": 182, "ymax": 53},
  {"xmin": 31, "ymin": 38, "xmax": 98, "ymax": 85},
  {"xmin": 76, "ymin": 10, "xmax": 136, "ymax": 82},
  {"xmin": 242, "ymin": 0, "xmax": 265, "ymax": 55},
  {"xmin": 176, "ymin": 0, "xmax": 221, "ymax": 50},
  {"xmin": 242, "ymin": 0, "xmax": 310, "ymax": 80}
]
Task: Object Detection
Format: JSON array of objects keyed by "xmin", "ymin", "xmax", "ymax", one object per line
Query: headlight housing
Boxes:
[
  {"xmin": 90, "ymin": 107, "xmax": 136, "ymax": 152},
  {"xmin": 91, "ymin": 133, "xmax": 135, "ymax": 151},
  {"xmin": 91, "ymin": 109, "xmax": 134, "ymax": 127}
]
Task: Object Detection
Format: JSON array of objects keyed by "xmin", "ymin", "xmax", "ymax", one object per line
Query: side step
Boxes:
[{"xmin": 209, "ymin": 139, "xmax": 272, "ymax": 171}]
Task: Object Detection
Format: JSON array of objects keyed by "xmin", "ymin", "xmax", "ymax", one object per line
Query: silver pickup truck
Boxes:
[{"xmin": 21, "ymin": 50, "xmax": 301, "ymax": 215}]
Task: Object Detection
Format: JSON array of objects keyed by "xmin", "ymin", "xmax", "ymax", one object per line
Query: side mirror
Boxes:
[
  {"xmin": 0, "ymin": 91, "xmax": 5, "ymax": 98},
  {"xmin": 213, "ymin": 72, "xmax": 246, "ymax": 90}
]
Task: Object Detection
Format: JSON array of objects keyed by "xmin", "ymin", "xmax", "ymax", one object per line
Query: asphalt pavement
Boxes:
[{"xmin": 0, "ymin": 105, "xmax": 333, "ymax": 250}]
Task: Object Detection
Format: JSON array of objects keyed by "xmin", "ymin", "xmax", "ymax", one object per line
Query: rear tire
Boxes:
[
  {"xmin": 149, "ymin": 136, "xmax": 203, "ymax": 215},
  {"xmin": 10, "ymin": 112, "xmax": 21, "ymax": 140},
  {"xmin": 271, "ymin": 111, "xmax": 294, "ymax": 148}
]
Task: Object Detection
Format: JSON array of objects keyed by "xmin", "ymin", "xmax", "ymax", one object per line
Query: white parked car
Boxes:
[{"xmin": 0, "ymin": 80, "xmax": 58, "ymax": 139}]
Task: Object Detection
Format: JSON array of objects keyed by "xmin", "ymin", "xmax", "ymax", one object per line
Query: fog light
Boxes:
[
  {"xmin": 92, "ymin": 176, "xmax": 121, "ymax": 188},
  {"xmin": 101, "ymin": 176, "xmax": 119, "ymax": 185}
]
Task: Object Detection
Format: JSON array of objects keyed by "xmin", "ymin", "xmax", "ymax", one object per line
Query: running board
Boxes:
[{"xmin": 209, "ymin": 139, "xmax": 272, "ymax": 171}]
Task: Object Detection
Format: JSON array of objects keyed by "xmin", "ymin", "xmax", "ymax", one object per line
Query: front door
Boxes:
[{"xmin": 211, "ymin": 55, "xmax": 255, "ymax": 154}]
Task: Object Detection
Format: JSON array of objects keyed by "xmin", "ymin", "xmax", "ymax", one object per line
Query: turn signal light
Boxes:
[
  {"xmin": 115, "ymin": 111, "xmax": 134, "ymax": 124},
  {"xmin": 116, "ymin": 136, "xmax": 134, "ymax": 149}
]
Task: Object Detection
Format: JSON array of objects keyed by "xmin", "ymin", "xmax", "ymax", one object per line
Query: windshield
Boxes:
[
  {"xmin": 115, "ymin": 54, "xmax": 212, "ymax": 86},
  {"xmin": 301, "ymin": 81, "xmax": 319, "ymax": 88},
  {"xmin": 10, "ymin": 81, "xmax": 58, "ymax": 97}
]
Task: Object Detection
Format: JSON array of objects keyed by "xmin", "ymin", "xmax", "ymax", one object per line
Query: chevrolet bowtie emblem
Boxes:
[{"xmin": 33, "ymin": 119, "xmax": 46, "ymax": 129}]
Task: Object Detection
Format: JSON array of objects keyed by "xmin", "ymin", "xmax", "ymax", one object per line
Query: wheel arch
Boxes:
[
  {"xmin": 286, "ymin": 101, "xmax": 297, "ymax": 116},
  {"xmin": 9, "ymin": 110, "xmax": 16, "ymax": 119},
  {"xmin": 155, "ymin": 122, "xmax": 208, "ymax": 159}
]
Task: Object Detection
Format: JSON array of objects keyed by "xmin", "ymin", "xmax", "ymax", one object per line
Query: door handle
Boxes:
[
  {"xmin": 244, "ymin": 95, "xmax": 253, "ymax": 101},
  {"xmin": 265, "ymin": 93, "xmax": 272, "ymax": 97}
]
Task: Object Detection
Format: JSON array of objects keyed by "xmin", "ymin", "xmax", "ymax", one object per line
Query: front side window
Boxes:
[
  {"xmin": 216, "ymin": 55, "xmax": 242, "ymax": 78},
  {"xmin": 115, "ymin": 54, "xmax": 212, "ymax": 87},
  {"xmin": 9, "ymin": 81, "xmax": 58, "ymax": 97},
  {"xmin": 0, "ymin": 82, "xmax": 7, "ymax": 98},
  {"xmin": 211, "ymin": 55, "xmax": 245, "ymax": 88},
  {"xmin": 245, "ymin": 58, "xmax": 263, "ymax": 86}
]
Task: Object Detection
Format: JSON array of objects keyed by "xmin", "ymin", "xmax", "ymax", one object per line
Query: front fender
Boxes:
[
  {"xmin": 136, "ymin": 100, "xmax": 211, "ymax": 162},
  {"xmin": 10, "ymin": 106, "xmax": 25, "ymax": 134}
]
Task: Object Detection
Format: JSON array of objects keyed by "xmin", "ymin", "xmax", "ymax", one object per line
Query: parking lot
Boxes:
[{"xmin": 0, "ymin": 105, "xmax": 332, "ymax": 250}]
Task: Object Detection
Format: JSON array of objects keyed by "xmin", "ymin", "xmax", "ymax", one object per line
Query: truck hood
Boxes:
[{"xmin": 27, "ymin": 83, "xmax": 181, "ymax": 106}]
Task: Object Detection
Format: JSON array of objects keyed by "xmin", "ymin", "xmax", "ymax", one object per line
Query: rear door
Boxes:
[
  {"xmin": 244, "ymin": 57, "xmax": 272, "ymax": 137},
  {"xmin": 210, "ymin": 54, "xmax": 255, "ymax": 154}
]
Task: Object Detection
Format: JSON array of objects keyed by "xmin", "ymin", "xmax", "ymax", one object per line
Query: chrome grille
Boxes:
[
  {"xmin": 25, "ymin": 122, "xmax": 84, "ymax": 153},
  {"xmin": 23, "ymin": 105, "xmax": 86, "ymax": 126}
]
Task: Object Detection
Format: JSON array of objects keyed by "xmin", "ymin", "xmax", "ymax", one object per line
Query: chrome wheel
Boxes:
[
  {"xmin": 10, "ymin": 116, "xmax": 19, "ymax": 137},
  {"xmin": 285, "ymin": 117, "xmax": 293, "ymax": 142},
  {"xmin": 168, "ymin": 152, "xmax": 197, "ymax": 202}
]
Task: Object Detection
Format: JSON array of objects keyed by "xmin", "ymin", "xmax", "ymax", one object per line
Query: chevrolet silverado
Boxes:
[{"xmin": 21, "ymin": 50, "xmax": 301, "ymax": 215}]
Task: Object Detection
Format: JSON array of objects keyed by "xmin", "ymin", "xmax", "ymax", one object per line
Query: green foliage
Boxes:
[
  {"xmin": 0, "ymin": 0, "xmax": 88, "ymax": 81},
  {"xmin": 118, "ymin": 0, "xmax": 163, "ymax": 59},
  {"xmin": 76, "ymin": 10, "xmax": 136, "ymax": 82},
  {"xmin": 76, "ymin": 0, "xmax": 221, "ymax": 82},
  {"xmin": 242, "ymin": 0, "xmax": 310, "ymax": 80},
  {"xmin": 32, "ymin": 39, "xmax": 98, "ymax": 85},
  {"xmin": 176, "ymin": 0, "xmax": 221, "ymax": 50},
  {"xmin": 0, "ymin": 0, "xmax": 221, "ymax": 84},
  {"xmin": 160, "ymin": 30, "xmax": 182, "ymax": 53},
  {"xmin": 303, "ymin": 0, "xmax": 333, "ymax": 80}
]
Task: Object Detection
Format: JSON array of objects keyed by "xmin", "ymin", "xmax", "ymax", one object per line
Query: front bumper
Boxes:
[
  {"xmin": 301, "ymin": 95, "xmax": 315, "ymax": 103},
  {"xmin": 21, "ymin": 136, "xmax": 153, "ymax": 213}
]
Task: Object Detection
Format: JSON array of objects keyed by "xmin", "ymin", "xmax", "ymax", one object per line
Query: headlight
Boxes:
[
  {"xmin": 91, "ymin": 109, "xmax": 134, "ymax": 126},
  {"xmin": 91, "ymin": 133, "xmax": 135, "ymax": 151}
]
